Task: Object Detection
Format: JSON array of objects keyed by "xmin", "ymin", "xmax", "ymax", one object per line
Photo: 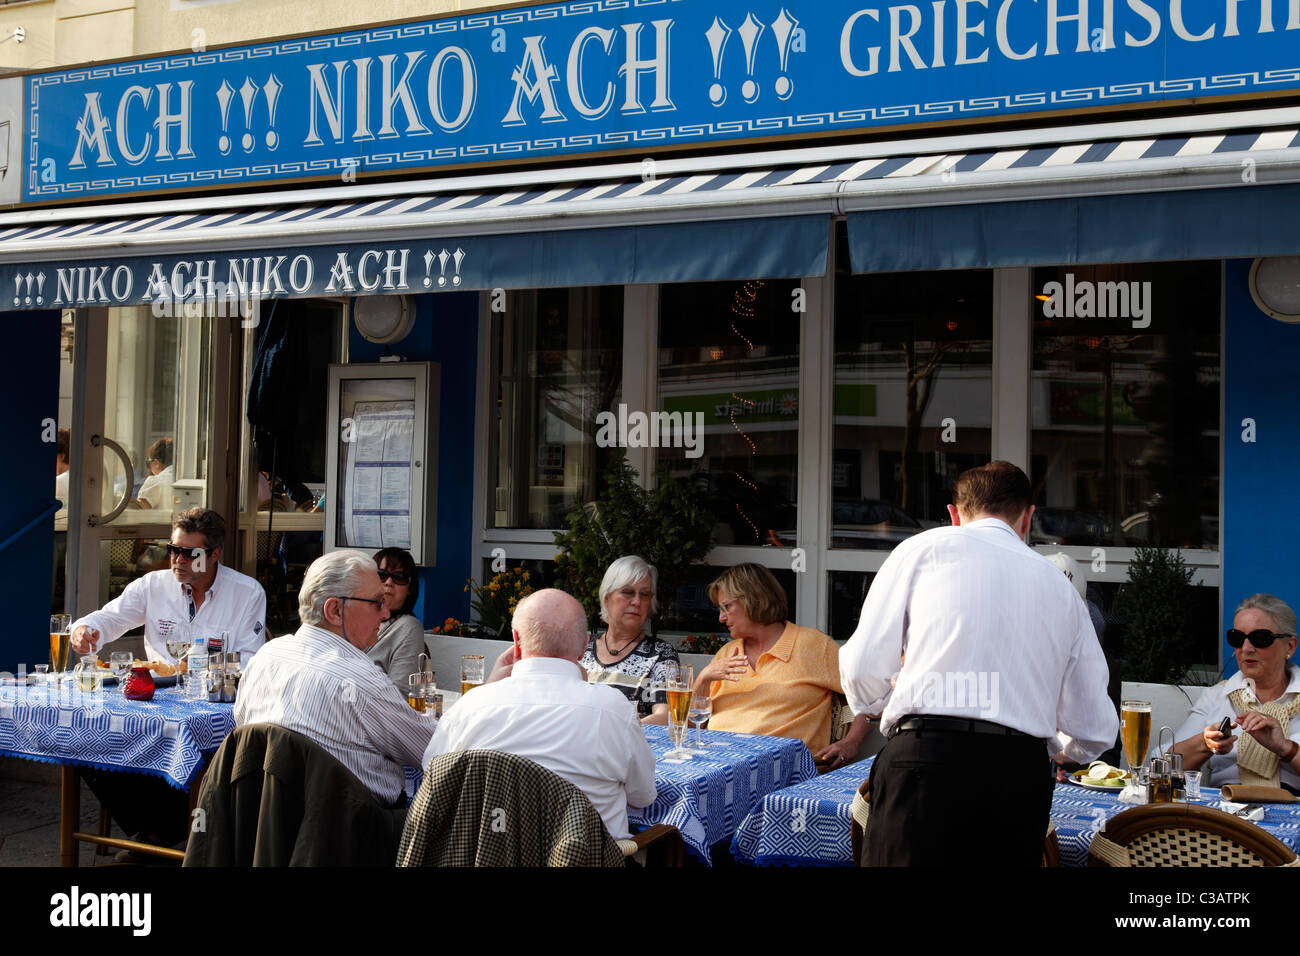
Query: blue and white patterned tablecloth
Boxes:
[
  {"xmin": 628, "ymin": 725, "xmax": 818, "ymax": 865},
  {"xmin": 731, "ymin": 767, "xmax": 1300, "ymax": 867},
  {"xmin": 1050, "ymin": 783, "xmax": 1300, "ymax": 867},
  {"xmin": 0, "ymin": 682, "xmax": 234, "ymax": 791},
  {"xmin": 731, "ymin": 758, "xmax": 873, "ymax": 866}
]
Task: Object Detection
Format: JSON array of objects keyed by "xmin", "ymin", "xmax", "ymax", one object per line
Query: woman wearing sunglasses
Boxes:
[
  {"xmin": 1173, "ymin": 593, "xmax": 1300, "ymax": 793},
  {"xmin": 368, "ymin": 548, "xmax": 426, "ymax": 693}
]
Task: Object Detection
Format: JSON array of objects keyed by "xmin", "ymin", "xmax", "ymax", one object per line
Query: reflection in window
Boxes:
[
  {"xmin": 657, "ymin": 279, "xmax": 800, "ymax": 547},
  {"xmin": 828, "ymin": 570, "xmax": 877, "ymax": 639},
  {"xmin": 833, "ymin": 264, "xmax": 993, "ymax": 549},
  {"xmin": 489, "ymin": 288, "xmax": 623, "ymax": 530},
  {"xmin": 1030, "ymin": 262, "xmax": 1221, "ymax": 550}
]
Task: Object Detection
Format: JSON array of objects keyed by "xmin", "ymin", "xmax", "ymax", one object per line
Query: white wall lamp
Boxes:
[{"xmin": 1249, "ymin": 257, "xmax": 1300, "ymax": 323}]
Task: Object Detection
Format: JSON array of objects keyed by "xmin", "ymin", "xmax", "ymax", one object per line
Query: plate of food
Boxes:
[{"xmin": 1068, "ymin": 762, "xmax": 1129, "ymax": 790}]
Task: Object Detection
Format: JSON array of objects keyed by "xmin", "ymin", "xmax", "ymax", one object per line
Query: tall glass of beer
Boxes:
[
  {"xmin": 49, "ymin": 614, "xmax": 71, "ymax": 673},
  {"xmin": 460, "ymin": 655, "xmax": 484, "ymax": 696},
  {"xmin": 664, "ymin": 663, "xmax": 694, "ymax": 760},
  {"xmin": 1121, "ymin": 699, "xmax": 1152, "ymax": 783}
]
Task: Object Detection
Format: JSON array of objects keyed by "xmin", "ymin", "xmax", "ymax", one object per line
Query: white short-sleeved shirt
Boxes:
[
  {"xmin": 1175, "ymin": 668, "xmax": 1300, "ymax": 790},
  {"xmin": 72, "ymin": 563, "xmax": 267, "ymax": 663},
  {"xmin": 423, "ymin": 657, "xmax": 657, "ymax": 839}
]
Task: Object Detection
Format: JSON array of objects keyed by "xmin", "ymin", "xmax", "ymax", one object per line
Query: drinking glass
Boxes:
[
  {"xmin": 460, "ymin": 655, "xmax": 484, "ymax": 695},
  {"xmin": 664, "ymin": 662, "xmax": 694, "ymax": 760},
  {"xmin": 1120, "ymin": 699, "xmax": 1151, "ymax": 790},
  {"xmin": 1184, "ymin": 770, "xmax": 1202, "ymax": 800},
  {"xmin": 687, "ymin": 684, "xmax": 713, "ymax": 750},
  {"xmin": 110, "ymin": 651, "xmax": 133, "ymax": 695},
  {"xmin": 30, "ymin": 664, "xmax": 49, "ymax": 687},
  {"xmin": 165, "ymin": 624, "xmax": 191, "ymax": 693},
  {"xmin": 49, "ymin": 614, "xmax": 71, "ymax": 674}
]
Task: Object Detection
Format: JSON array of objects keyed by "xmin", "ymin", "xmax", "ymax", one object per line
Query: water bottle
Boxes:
[{"xmin": 187, "ymin": 637, "xmax": 209, "ymax": 700}]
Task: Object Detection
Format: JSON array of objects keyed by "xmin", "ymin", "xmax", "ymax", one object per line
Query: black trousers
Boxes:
[
  {"xmin": 81, "ymin": 769, "xmax": 193, "ymax": 846},
  {"xmin": 862, "ymin": 725, "xmax": 1054, "ymax": 867}
]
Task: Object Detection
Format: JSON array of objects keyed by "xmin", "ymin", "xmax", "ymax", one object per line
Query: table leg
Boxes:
[{"xmin": 59, "ymin": 764, "xmax": 79, "ymax": 867}]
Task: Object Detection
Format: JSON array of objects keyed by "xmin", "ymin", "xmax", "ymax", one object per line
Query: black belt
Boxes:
[{"xmin": 892, "ymin": 715, "xmax": 1037, "ymax": 740}]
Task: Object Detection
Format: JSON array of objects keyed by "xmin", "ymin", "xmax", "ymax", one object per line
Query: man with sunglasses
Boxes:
[
  {"xmin": 67, "ymin": 507, "xmax": 267, "ymax": 859},
  {"xmin": 1173, "ymin": 593, "xmax": 1300, "ymax": 794},
  {"xmin": 71, "ymin": 507, "xmax": 267, "ymax": 666}
]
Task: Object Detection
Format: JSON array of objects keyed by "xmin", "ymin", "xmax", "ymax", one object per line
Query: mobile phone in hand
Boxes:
[{"xmin": 1218, "ymin": 716, "xmax": 1233, "ymax": 737}]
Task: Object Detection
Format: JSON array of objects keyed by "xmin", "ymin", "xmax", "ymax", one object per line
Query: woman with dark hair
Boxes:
[{"xmin": 369, "ymin": 547, "xmax": 426, "ymax": 692}]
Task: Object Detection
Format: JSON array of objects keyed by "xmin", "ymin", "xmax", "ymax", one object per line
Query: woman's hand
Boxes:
[
  {"xmin": 1235, "ymin": 712, "xmax": 1290, "ymax": 755},
  {"xmin": 814, "ymin": 738, "xmax": 857, "ymax": 767},
  {"xmin": 696, "ymin": 649, "xmax": 748, "ymax": 687},
  {"xmin": 1203, "ymin": 721, "xmax": 1237, "ymax": 756}
]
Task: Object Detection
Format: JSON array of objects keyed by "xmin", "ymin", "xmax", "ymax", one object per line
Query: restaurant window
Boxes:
[
  {"xmin": 656, "ymin": 279, "xmax": 800, "ymax": 548},
  {"xmin": 488, "ymin": 287, "xmax": 624, "ymax": 530},
  {"xmin": 1029, "ymin": 262, "xmax": 1221, "ymax": 551},
  {"xmin": 828, "ymin": 570, "xmax": 878, "ymax": 639},
  {"xmin": 832, "ymin": 262, "xmax": 994, "ymax": 549}
]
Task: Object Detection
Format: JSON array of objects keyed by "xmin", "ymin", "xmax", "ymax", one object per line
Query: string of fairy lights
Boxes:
[{"xmin": 728, "ymin": 281, "xmax": 764, "ymax": 543}]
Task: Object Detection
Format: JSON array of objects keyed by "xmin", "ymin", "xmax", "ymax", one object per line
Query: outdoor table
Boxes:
[
  {"xmin": 730, "ymin": 757, "xmax": 873, "ymax": 866},
  {"xmin": 629, "ymin": 725, "xmax": 818, "ymax": 865},
  {"xmin": 731, "ymin": 765, "xmax": 1300, "ymax": 866},
  {"xmin": 1050, "ymin": 782, "xmax": 1300, "ymax": 866},
  {"xmin": 0, "ymin": 680, "xmax": 234, "ymax": 865}
]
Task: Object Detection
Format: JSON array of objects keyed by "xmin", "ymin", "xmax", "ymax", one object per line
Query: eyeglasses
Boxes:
[
  {"xmin": 377, "ymin": 569, "xmax": 411, "ymax": 586},
  {"xmin": 1226, "ymin": 628, "xmax": 1294, "ymax": 649},
  {"xmin": 167, "ymin": 544, "xmax": 215, "ymax": 561},
  {"xmin": 616, "ymin": 587, "xmax": 653, "ymax": 603},
  {"xmin": 339, "ymin": 595, "xmax": 387, "ymax": 610}
]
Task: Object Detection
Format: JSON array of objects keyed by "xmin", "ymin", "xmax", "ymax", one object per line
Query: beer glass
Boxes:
[
  {"xmin": 460, "ymin": 655, "xmax": 484, "ymax": 695},
  {"xmin": 664, "ymin": 663, "xmax": 694, "ymax": 760},
  {"xmin": 1120, "ymin": 699, "xmax": 1152, "ymax": 785},
  {"xmin": 49, "ymin": 615, "xmax": 71, "ymax": 674}
]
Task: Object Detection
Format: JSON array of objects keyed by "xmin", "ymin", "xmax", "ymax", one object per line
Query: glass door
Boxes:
[{"xmin": 61, "ymin": 305, "xmax": 235, "ymax": 620}]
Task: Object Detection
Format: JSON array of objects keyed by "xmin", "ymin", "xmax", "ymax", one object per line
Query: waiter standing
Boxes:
[{"xmin": 840, "ymin": 461, "xmax": 1117, "ymax": 866}]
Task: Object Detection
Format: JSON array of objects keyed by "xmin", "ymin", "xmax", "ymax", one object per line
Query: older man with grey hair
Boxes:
[
  {"xmin": 423, "ymin": 588, "xmax": 656, "ymax": 839},
  {"xmin": 236, "ymin": 549, "xmax": 434, "ymax": 807}
]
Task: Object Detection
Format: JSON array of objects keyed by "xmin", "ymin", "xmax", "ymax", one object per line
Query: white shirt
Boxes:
[
  {"xmin": 423, "ymin": 657, "xmax": 657, "ymax": 839},
  {"xmin": 54, "ymin": 470, "xmax": 69, "ymax": 519},
  {"xmin": 1175, "ymin": 668, "xmax": 1300, "ymax": 790},
  {"xmin": 839, "ymin": 517, "xmax": 1118, "ymax": 762},
  {"xmin": 235, "ymin": 623, "xmax": 435, "ymax": 806},
  {"xmin": 72, "ymin": 563, "xmax": 268, "ymax": 663},
  {"xmin": 138, "ymin": 464, "xmax": 175, "ymax": 510}
]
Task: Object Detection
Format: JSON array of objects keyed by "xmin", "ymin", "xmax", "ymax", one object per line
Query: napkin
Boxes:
[{"xmin": 1217, "ymin": 784, "xmax": 1296, "ymax": 804}]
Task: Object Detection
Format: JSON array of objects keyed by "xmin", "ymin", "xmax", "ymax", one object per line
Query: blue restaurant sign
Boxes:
[{"xmin": 24, "ymin": 0, "xmax": 1300, "ymax": 201}]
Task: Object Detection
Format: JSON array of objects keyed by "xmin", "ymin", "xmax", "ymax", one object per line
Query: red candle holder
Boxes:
[{"xmin": 123, "ymin": 666, "xmax": 155, "ymax": 701}]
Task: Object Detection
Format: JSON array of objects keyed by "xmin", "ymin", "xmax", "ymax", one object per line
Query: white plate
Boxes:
[{"xmin": 1068, "ymin": 770, "xmax": 1129, "ymax": 792}]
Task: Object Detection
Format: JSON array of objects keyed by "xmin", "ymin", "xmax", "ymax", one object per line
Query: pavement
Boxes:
[{"xmin": 0, "ymin": 757, "xmax": 133, "ymax": 867}]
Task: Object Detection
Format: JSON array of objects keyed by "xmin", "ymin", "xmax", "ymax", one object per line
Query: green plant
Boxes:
[
  {"xmin": 1113, "ymin": 546, "xmax": 1198, "ymax": 684},
  {"xmin": 430, "ymin": 569, "xmax": 534, "ymax": 640},
  {"xmin": 553, "ymin": 453, "xmax": 714, "ymax": 634}
]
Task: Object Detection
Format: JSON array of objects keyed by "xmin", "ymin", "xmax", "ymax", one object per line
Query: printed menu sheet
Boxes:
[{"xmin": 342, "ymin": 400, "xmax": 415, "ymax": 549}]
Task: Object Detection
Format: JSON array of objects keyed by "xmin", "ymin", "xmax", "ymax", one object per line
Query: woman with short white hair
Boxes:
[{"xmin": 580, "ymin": 555, "xmax": 679, "ymax": 725}]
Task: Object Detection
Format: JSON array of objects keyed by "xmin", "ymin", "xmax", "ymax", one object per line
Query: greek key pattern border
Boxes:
[{"xmin": 26, "ymin": 66, "xmax": 1300, "ymax": 197}]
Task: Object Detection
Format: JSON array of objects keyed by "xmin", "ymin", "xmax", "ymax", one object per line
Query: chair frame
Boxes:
[{"xmin": 1088, "ymin": 802, "xmax": 1299, "ymax": 867}]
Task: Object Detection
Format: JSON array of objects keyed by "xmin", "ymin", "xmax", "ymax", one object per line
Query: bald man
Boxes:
[{"xmin": 422, "ymin": 588, "xmax": 656, "ymax": 839}]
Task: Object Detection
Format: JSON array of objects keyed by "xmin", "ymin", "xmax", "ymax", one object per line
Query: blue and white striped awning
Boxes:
[{"xmin": 1, "ymin": 104, "xmax": 1299, "ymax": 282}]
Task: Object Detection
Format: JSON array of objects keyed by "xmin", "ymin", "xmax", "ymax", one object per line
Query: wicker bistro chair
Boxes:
[{"xmin": 1088, "ymin": 803, "xmax": 1300, "ymax": 867}]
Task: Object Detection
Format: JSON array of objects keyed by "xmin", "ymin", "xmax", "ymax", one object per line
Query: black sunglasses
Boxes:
[
  {"xmin": 1226, "ymin": 628, "xmax": 1294, "ymax": 649},
  {"xmin": 377, "ymin": 568, "xmax": 411, "ymax": 586},
  {"xmin": 167, "ymin": 544, "xmax": 215, "ymax": 561}
]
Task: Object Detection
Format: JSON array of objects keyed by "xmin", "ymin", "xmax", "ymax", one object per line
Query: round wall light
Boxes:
[
  {"xmin": 353, "ymin": 294, "xmax": 415, "ymax": 343},
  {"xmin": 1249, "ymin": 257, "xmax": 1300, "ymax": 323}
]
